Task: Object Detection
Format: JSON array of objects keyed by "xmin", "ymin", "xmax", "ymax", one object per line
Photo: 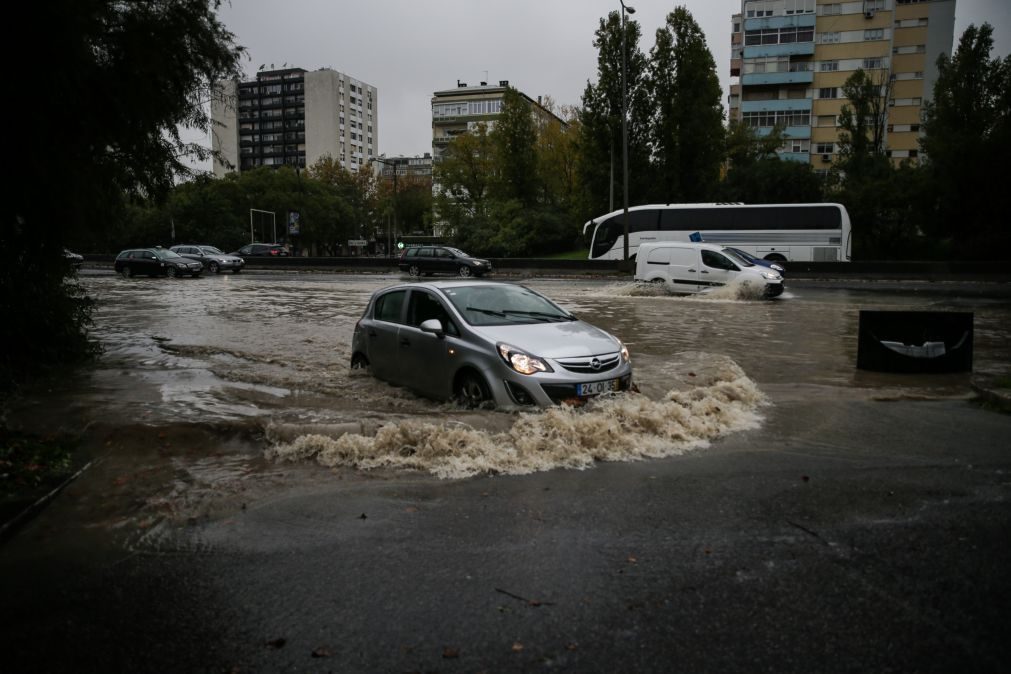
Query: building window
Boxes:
[
  {"xmin": 817, "ymin": 115, "xmax": 838, "ymax": 127},
  {"xmin": 863, "ymin": 58, "xmax": 884, "ymax": 69},
  {"xmin": 820, "ymin": 32, "xmax": 840, "ymax": 43},
  {"xmin": 820, "ymin": 60, "xmax": 839, "ymax": 72},
  {"xmin": 818, "ymin": 87, "xmax": 839, "ymax": 99},
  {"xmin": 815, "ymin": 142, "xmax": 835, "ymax": 154},
  {"xmin": 864, "ymin": 29, "xmax": 885, "ymax": 41},
  {"xmin": 821, "ymin": 3, "xmax": 841, "ymax": 15}
]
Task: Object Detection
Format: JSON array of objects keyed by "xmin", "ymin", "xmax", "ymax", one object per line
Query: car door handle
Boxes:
[
  {"xmin": 688, "ymin": 268, "xmax": 696, "ymax": 272},
  {"xmin": 700, "ymin": 270, "xmax": 709, "ymax": 274}
]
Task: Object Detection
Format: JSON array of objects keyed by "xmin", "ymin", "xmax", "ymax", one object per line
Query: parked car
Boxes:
[
  {"xmin": 170, "ymin": 245, "xmax": 245, "ymax": 274},
  {"xmin": 351, "ymin": 281, "xmax": 633, "ymax": 408},
  {"xmin": 398, "ymin": 246, "xmax": 492, "ymax": 278},
  {"xmin": 634, "ymin": 242, "xmax": 784, "ymax": 297},
  {"xmin": 724, "ymin": 247, "xmax": 786, "ymax": 274},
  {"xmin": 64, "ymin": 249, "xmax": 84, "ymax": 268},
  {"xmin": 114, "ymin": 247, "xmax": 203, "ymax": 278},
  {"xmin": 230, "ymin": 243, "xmax": 290, "ymax": 257}
]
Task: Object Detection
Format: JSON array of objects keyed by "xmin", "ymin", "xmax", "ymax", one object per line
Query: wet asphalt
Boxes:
[{"xmin": 1, "ymin": 274, "xmax": 1010, "ymax": 673}]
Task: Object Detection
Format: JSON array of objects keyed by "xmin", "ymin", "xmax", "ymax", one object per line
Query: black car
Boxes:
[
  {"xmin": 170, "ymin": 244, "xmax": 245, "ymax": 274},
  {"xmin": 230, "ymin": 243, "xmax": 290, "ymax": 257},
  {"xmin": 398, "ymin": 246, "xmax": 492, "ymax": 278},
  {"xmin": 114, "ymin": 248, "xmax": 203, "ymax": 278}
]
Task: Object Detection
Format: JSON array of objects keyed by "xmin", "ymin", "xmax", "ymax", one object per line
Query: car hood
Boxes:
[
  {"xmin": 471, "ymin": 320, "xmax": 620, "ymax": 358},
  {"xmin": 211, "ymin": 254, "xmax": 243, "ymax": 262}
]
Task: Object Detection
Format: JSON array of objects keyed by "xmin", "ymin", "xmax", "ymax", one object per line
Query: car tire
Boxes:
[
  {"xmin": 457, "ymin": 266, "xmax": 472, "ymax": 277},
  {"xmin": 191, "ymin": 272, "xmax": 202, "ymax": 278},
  {"xmin": 166, "ymin": 267, "xmax": 178, "ymax": 278},
  {"xmin": 121, "ymin": 267, "xmax": 132, "ymax": 278},
  {"xmin": 208, "ymin": 262, "xmax": 219, "ymax": 274},
  {"xmin": 455, "ymin": 371, "xmax": 492, "ymax": 409},
  {"xmin": 408, "ymin": 265, "xmax": 421, "ymax": 277},
  {"xmin": 350, "ymin": 353, "xmax": 369, "ymax": 370}
]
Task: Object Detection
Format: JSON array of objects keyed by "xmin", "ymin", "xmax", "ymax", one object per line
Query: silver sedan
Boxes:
[{"xmin": 351, "ymin": 281, "xmax": 633, "ymax": 408}]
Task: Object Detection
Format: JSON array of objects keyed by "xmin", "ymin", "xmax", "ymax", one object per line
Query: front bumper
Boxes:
[{"xmin": 492, "ymin": 361, "xmax": 634, "ymax": 408}]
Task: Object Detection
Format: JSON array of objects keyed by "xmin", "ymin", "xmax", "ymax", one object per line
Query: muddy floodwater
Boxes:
[{"xmin": 15, "ymin": 271, "xmax": 1006, "ymax": 482}]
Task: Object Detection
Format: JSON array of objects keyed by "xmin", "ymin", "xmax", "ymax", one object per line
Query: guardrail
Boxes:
[{"xmin": 80, "ymin": 255, "xmax": 1011, "ymax": 281}]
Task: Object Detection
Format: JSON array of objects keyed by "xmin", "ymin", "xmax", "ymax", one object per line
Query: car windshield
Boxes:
[
  {"xmin": 722, "ymin": 248, "xmax": 754, "ymax": 268},
  {"xmin": 154, "ymin": 249, "xmax": 182, "ymax": 260},
  {"xmin": 199, "ymin": 246, "xmax": 224, "ymax": 254},
  {"xmin": 446, "ymin": 247, "xmax": 469, "ymax": 258},
  {"xmin": 441, "ymin": 284, "xmax": 574, "ymax": 326}
]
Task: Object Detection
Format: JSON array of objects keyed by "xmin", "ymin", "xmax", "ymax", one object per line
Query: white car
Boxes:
[{"xmin": 634, "ymin": 242, "xmax": 784, "ymax": 297}]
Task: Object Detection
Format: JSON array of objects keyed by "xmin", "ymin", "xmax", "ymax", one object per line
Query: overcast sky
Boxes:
[{"xmin": 203, "ymin": 0, "xmax": 1010, "ymax": 162}]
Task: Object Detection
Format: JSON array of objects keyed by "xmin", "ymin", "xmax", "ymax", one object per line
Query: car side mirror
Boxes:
[{"xmin": 419, "ymin": 319, "xmax": 445, "ymax": 338}]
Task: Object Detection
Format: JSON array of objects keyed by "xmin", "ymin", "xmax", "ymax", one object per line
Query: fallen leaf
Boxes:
[
  {"xmin": 566, "ymin": 642, "xmax": 578, "ymax": 651},
  {"xmin": 404, "ymin": 506, "xmax": 418, "ymax": 513},
  {"xmin": 442, "ymin": 647, "xmax": 460, "ymax": 659},
  {"xmin": 627, "ymin": 555, "xmax": 637, "ymax": 564},
  {"xmin": 310, "ymin": 647, "xmax": 332, "ymax": 658},
  {"xmin": 511, "ymin": 642, "xmax": 524, "ymax": 652}
]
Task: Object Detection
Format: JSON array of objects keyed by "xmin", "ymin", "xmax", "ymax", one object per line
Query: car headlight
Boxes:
[
  {"xmin": 176, "ymin": 262, "xmax": 189, "ymax": 269},
  {"xmin": 620, "ymin": 341, "xmax": 630, "ymax": 363},
  {"xmin": 497, "ymin": 343, "xmax": 553, "ymax": 375},
  {"xmin": 761, "ymin": 271, "xmax": 781, "ymax": 280}
]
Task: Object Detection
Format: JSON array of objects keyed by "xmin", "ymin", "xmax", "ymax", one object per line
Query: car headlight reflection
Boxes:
[
  {"xmin": 620, "ymin": 341, "xmax": 630, "ymax": 363},
  {"xmin": 497, "ymin": 343, "xmax": 552, "ymax": 375}
]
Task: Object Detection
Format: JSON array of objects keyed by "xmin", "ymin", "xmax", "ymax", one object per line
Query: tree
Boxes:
[
  {"xmin": 920, "ymin": 23, "xmax": 1011, "ymax": 258},
  {"xmin": 647, "ymin": 7, "xmax": 726, "ymax": 202},
  {"xmin": 491, "ymin": 88, "xmax": 539, "ymax": 205},
  {"xmin": 578, "ymin": 11, "xmax": 652, "ymax": 220},
  {"xmin": 836, "ymin": 68, "xmax": 890, "ymax": 173},
  {"xmin": 433, "ymin": 124, "xmax": 496, "ymax": 250},
  {"xmin": 4, "ymin": 0, "xmax": 244, "ymax": 391}
]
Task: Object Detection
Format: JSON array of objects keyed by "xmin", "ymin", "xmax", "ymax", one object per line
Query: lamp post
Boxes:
[
  {"xmin": 373, "ymin": 157, "xmax": 398, "ymax": 258},
  {"xmin": 620, "ymin": 0, "xmax": 635, "ymax": 266}
]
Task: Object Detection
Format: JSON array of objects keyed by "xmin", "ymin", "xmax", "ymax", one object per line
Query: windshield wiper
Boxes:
[
  {"xmin": 465, "ymin": 306, "xmax": 508, "ymax": 318},
  {"xmin": 502, "ymin": 310, "xmax": 575, "ymax": 322}
]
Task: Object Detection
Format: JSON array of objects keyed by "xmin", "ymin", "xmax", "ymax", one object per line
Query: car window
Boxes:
[
  {"xmin": 201, "ymin": 246, "xmax": 224, "ymax": 255},
  {"xmin": 374, "ymin": 290, "xmax": 406, "ymax": 323},
  {"xmin": 646, "ymin": 248, "xmax": 671, "ymax": 264},
  {"xmin": 142, "ymin": 251, "xmax": 157, "ymax": 260},
  {"xmin": 406, "ymin": 290, "xmax": 459, "ymax": 336},
  {"xmin": 433, "ymin": 248, "xmax": 451, "ymax": 258},
  {"xmin": 442, "ymin": 285, "xmax": 572, "ymax": 326},
  {"xmin": 155, "ymin": 249, "xmax": 182, "ymax": 260},
  {"xmin": 446, "ymin": 247, "xmax": 468, "ymax": 258},
  {"xmin": 405, "ymin": 248, "xmax": 418, "ymax": 257},
  {"xmin": 418, "ymin": 247, "xmax": 434, "ymax": 257},
  {"xmin": 724, "ymin": 248, "xmax": 754, "ymax": 267}
]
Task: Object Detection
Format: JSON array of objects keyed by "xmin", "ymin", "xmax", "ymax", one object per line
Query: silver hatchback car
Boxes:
[{"xmin": 351, "ymin": 281, "xmax": 633, "ymax": 407}]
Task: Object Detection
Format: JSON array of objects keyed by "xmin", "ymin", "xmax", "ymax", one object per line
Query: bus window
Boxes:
[{"xmin": 590, "ymin": 217, "xmax": 621, "ymax": 257}]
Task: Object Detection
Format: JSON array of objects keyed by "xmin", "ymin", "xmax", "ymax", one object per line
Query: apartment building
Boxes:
[
  {"xmin": 212, "ymin": 67, "xmax": 378, "ymax": 176},
  {"xmin": 431, "ymin": 80, "xmax": 563, "ymax": 162},
  {"xmin": 728, "ymin": 0, "xmax": 955, "ymax": 168}
]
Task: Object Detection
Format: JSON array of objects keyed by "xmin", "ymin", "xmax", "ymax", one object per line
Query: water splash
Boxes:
[
  {"xmin": 598, "ymin": 280, "xmax": 771, "ymax": 301},
  {"xmin": 266, "ymin": 355, "xmax": 768, "ymax": 479}
]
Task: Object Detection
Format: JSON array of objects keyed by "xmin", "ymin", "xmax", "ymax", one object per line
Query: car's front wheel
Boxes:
[
  {"xmin": 457, "ymin": 266, "xmax": 472, "ymax": 277},
  {"xmin": 455, "ymin": 371, "xmax": 492, "ymax": 408},
  {"xmin": 408, "ymin": 265, "xmax": 421, "ymax": 277},
  {"xmin": 208, "ymin": 261, "xmax": 219, "ymax": 274},
  {"xmin": 350, "ymin": 353, "xmax": 370, "ymax": 370},
  {"xmin": 166, "ymin": 267, "xmax": 178, "ymax": 278}
]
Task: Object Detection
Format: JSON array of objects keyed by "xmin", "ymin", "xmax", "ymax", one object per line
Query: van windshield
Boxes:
[{"xmin": 721, "ymin": 248, "xmax": 754, "ymax": 268}]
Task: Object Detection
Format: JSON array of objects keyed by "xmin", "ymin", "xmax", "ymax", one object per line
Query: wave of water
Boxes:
[{"xmin": 265, "ymin": 355, "xmax": 768, "ymax": 479}]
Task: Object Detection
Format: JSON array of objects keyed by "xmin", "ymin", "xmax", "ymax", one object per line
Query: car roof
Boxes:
[{"xmin": 377, "ymin": 280, "xmax": 514, "ymax": 294}]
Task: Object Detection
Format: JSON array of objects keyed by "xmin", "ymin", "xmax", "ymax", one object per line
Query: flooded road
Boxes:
[{"xmin": 5, "ymin": 270, "xmax": 1011, "ymax": 673}]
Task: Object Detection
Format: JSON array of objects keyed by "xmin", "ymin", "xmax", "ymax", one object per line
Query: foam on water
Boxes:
[
  {"xmin": 266, "ymin": 355, "xmax": 768, "ymax": 479},
  {"xmin": 601, "ymin": 280, "xmax": 771, "ymax": 302}
]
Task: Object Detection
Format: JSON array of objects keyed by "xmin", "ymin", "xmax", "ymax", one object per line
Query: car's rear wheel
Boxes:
[
  {"xmin": 121, "ymin": 267, "xmax": 132, "ymax": 278},
  {"xmin": 455, "ymin": 371, "xmax": 492, "ymax": 408},
  {"xmin": 166, "ymin": 267, "xmax": 178, "ymax": 278},
  {"xmin": 350, "ymin": 353, "xmax": 369, "ymax": 370},
  {"xmin": 208, "ymin": 261, "xmax": 219, "ymax": 274},
  {"xmin": 408, "ymin": 265, "xmax": 421, "ymax": 277},
  {"xmin": 458, "ymin": 265, "xmax": 472, "ymax": 277}
]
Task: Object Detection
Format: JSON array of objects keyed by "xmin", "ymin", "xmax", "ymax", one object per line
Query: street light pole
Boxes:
[
  {"xmin": 374, "ymin": 157, "xmax": 398, "ymax": 258},
  {"xmin": 621, "ymin": 1, "xmax": 635, "ymax": 265}
]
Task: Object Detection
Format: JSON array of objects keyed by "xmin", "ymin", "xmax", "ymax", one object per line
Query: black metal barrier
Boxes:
[{"xmin": 857, "ymin": 310, "xmax": 974, "ymax": 373}]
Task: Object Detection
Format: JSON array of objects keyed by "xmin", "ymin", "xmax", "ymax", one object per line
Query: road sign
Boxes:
[{"xmin": 348, "ymin": 239, "xmax": 367, "ymax": 246}]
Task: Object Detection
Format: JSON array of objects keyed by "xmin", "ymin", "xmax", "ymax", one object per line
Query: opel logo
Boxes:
[{"xmin": 590, "ymin": 358, "xmax": 601, "ymax": 370}]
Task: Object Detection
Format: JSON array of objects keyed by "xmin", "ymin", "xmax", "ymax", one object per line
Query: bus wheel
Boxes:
[{"xmin": 765, "ymin": 254, "xmax": 787, "ymax": 262}]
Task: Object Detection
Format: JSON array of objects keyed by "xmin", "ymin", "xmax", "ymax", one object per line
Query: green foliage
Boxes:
[
  {"xmin": 647, "ymin": 7, "xmax": 726, "ymax": 202},
  {"xmin": 4, "ymin": 0, "xmax": 243, "ymax": 392},
  {"xmin": 919, "ymin": 23, "xmax": 1011, "ymax": 259},
  {"xmin": 836, "ymin": 69, "xmax": 889, "ymax": 170},
  {"xmin": 0, "ymin": 427, "xmax": 76, "ymax": 497}
]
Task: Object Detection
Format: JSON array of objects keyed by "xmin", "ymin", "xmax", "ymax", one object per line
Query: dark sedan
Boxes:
[
  {"xmin": 230, "ymin": 243, "xmax": 290, "ymax": 257},
  {"xmin": 114, "ymin": 248, "xmax": 203, "ymax": 278},
  {"xmin": 398, "ymin": 246, "xmax": 492, "ymax": 278}
]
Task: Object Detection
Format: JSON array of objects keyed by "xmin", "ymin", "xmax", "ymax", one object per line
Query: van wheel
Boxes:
[
  {"xmin": 765, "ymin": 254, "xmax": 787, "ymax": 262},
  {"xmin": 350, "ymin": 353, "xmax": 369, "ymax": 370},
  {"xmin": 455, "ymin": 371, "xmax": 491, "ymax": 408},
  {"xmin": 408, "ymin": 265, "xmax": 421, "ymax": 277}
]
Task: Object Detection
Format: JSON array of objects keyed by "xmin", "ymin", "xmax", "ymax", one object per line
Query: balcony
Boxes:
[
  {"xmin": 744, "ymin": 42, "xmax": 815, "ymax": 58},
  {"xmin": 777, "ymin": 151, "xmax": 810, "ymax": 163},
  {"xmin": 742, "ymin": 70, "xmax": 813, "ymax": 85}
]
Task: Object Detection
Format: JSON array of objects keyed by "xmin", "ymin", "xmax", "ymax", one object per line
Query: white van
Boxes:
[{"xmin": 634, "ymin": 242, "xmax": 784, "ymax": 297}]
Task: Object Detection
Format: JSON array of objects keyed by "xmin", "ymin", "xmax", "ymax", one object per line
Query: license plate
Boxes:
[{"xmin": 577, "ymin": 378, "xmax": 621, "ymax": 397}]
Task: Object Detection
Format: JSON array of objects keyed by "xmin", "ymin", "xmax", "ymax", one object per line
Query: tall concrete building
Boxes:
[
  {"xmin": 431, "ymin": 80, "xmax": 563, "ymax": 163},
  {"xmin": 728, "ymin": 0, "xmax": 955, "ymax": 169},
  {"xmin": 211, "ymin": 67, "xmax": 378, "ymax": 176}
]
